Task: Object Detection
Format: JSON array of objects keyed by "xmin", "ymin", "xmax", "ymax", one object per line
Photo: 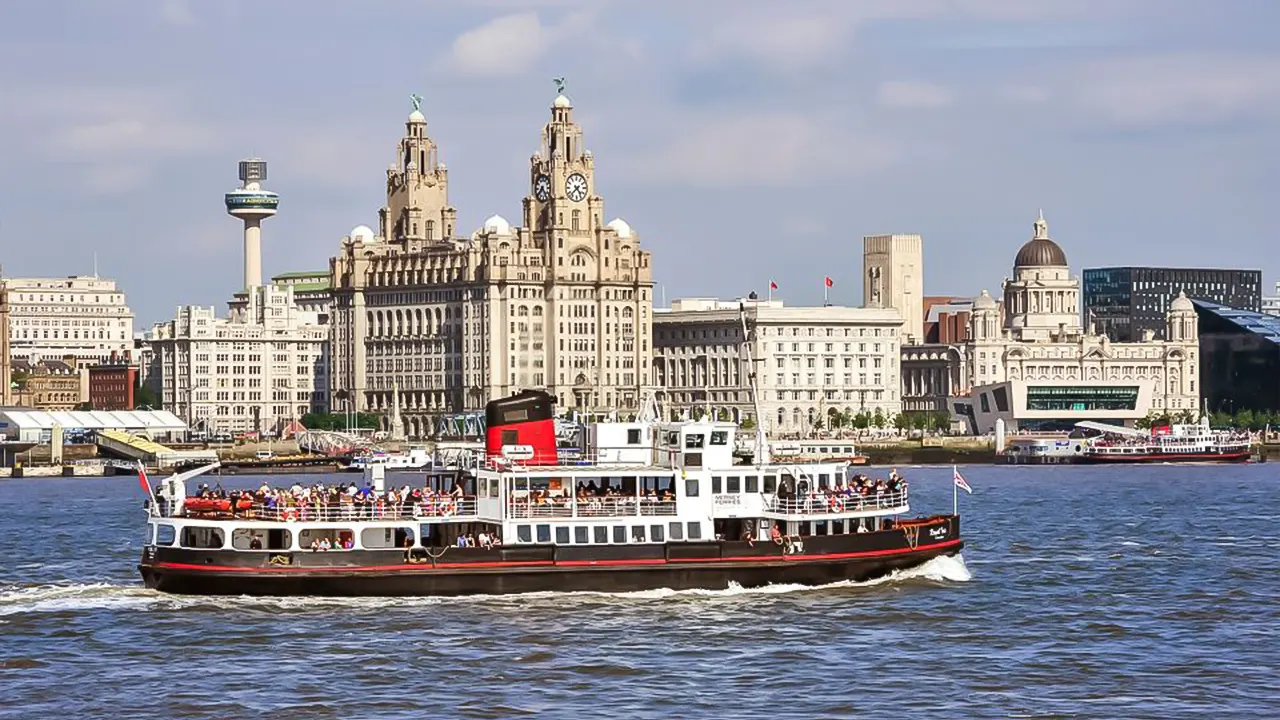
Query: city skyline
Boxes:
[{"xmin": 2, "ymin": 0, "xmax": 1278, "ymax": 326}]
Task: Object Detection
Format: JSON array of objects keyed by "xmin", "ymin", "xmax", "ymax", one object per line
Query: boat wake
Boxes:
[{"xmin": 0, "ymin": 554, "xmax": 971, "ymax": 616}]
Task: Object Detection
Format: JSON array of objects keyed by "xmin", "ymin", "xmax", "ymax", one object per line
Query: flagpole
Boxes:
[
  {"xmin": 823, "ymin": 279, "xmax": 829, "ymax": 306},
  {"xmin": 768, "ymin": 283, "xmax": 773, "ymax": 303},
  {"xmin": 952, "ymin": 464, "xmax": 958, "ymax": 516}
]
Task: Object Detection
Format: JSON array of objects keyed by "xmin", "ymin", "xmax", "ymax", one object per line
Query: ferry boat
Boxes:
[
  {"xmin": 769, "ymin": 439, "xmax": 871, "ymax": 466},
  {"xmin": 137, "ymin": 391, "xmax": 962, "ymax": 597},
  {"xmin": 345, "ymin": 447, "xmax": 433, "ymax": 472},
  {"xmin": 1075, "ymin": 420, "xmax": 1252, "ymax": 464}
]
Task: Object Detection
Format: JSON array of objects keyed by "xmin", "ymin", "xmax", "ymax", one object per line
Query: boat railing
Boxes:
[
  {"xmin": 764, "ymin": 488, "xmax": 908, "ymax": 515},
  {"xmin": 170, "ymin": 497, "xmax": 480, "ymax": 522},
  {"xmin": 506, "ymin": 497, "xmax": 678, "ymax": 520}
]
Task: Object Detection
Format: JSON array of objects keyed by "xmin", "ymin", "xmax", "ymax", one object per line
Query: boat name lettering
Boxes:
[
  {"xmin": 502, "ymin": 444, "xmax": 535, "ymax": 460},
  {"xmin": 929, "ymin": 526, "xmax": 948, "ymax": 540},
  {"xmin": 714, "ymin": 494, "xmax": 742, "ymax": 507}
]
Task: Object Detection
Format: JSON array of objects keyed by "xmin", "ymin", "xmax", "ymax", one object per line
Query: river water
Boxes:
[{"xmin": 0, "ymin": 464, "xmax": 1277, "ymax": 718}]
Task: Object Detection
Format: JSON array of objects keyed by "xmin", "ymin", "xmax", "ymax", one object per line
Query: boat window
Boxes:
[
  {"xmin": 650, "ymin": 524, "xmax": 665, "ymax": 542},
  {"xmin": 685, "ymin": 433, "xmax": 705, "ymax": 449},
  {"xmin": 574, "ymin": 526, "xmax": 589, "ymax": 544},
  {"xmin": 300, "ymin": 528, "xmax": 354, "ymax": 550},
  {"xmin": 501, "ymin": 428, "xmax": 518, "ymax": 445},
  {"xmin": 613, "ymin": 525, "xmax": 626, "ymax": 543},
  {"xmin": 710, "ymin": 431, "xmax": 729, "ymax": 446},
  {"xmin": 814, "ymin": 521, "xmax": 828, "ymax": 536},
  {"xmin": 180, "ymin": 526, "xmax": 224, "ymax": 550},
  {"xmin": 360, "ymin": 527, "xmax": 411, "ymax": 549},
  {"xmin": 831, "ymin": 519, "xmax": 845, "ymax": 534},
  {"xmin": 668, "ymin": 521, "xmax": 684, "ymax": 541},
  {"xmin": 844, "ymin": 446, "xmax": 854, "ymax": 453},
  {"xmin": 154, "ymin": 523, "xmax": 176, "ymax": 546},
  {"xmin": 232, "ymin": 527, "xmax": 292, "ymax": 551},
  {"xmin": 764, "ymin": 475, "xmax": 777, "ymax": 493},
  {"xmin": 632, "ymin": 526, "xmax": 646, "ymax": 542},
  {"xmin": 536, "ymin": 524, "xmax": 551, "ymax": 543},
  {"xmin": 686, "ymin": 521, "xmax": 702, "ymax": 540},
  {"xmin": 818, "ymin": 473, "xmax": 829, "ymax": 489},
  {"xmin": 745, "ymin": 476, "xmax": 759, "ymax": 493},
  {"xmin": 517, "ymin": 525, "xmax": 532, "ymax": 543},
  {"xmin": 555, "ymin": 526, "xmax": 570, "ymax": 544},
  {"xmin": 684, "ymin": 452, "xmax": 703, "ymax": 468},
  {"xmin": 684, "ymin": 478, "xmax": 699, "ymax": 497},
  {"xmin": 712, "ymin": 476, "xmax": 722, "ymax": 494},
  {"xmin": 627, "ymin": 428, "xmax": 642, "ymax": 445},
  {"xmin": 489, "ymin": 479, "xmax": 500, "ymax": 498},
  {"xmin": 665, "ymin": 430, "xmax": 680, "ymax": 447},
  {"xmin": 726, "ymin": 476, "xmax": 741, "ymax": 493}
]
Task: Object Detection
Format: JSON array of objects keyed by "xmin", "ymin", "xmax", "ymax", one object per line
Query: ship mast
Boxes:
[{"xmin": 739, "ymin": 301, "xmax": 770, "ymax": 464}]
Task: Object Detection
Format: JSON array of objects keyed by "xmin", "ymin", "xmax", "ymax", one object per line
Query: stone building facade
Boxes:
[
  {"xmin": 963, "ymin": 213, "xmax": 1200, "ymax": 431},
  {"xmin": 329, "ymin": 94, "xmax": 654, "ymax": 435},
  {"xmin": 653, "ymin": 298, "xmax": 904, "ymax": 435},
  {"xmin": 147, "ymin": 284, "xmax": 330, "ymax": 435},
  {"xmin": 4, "ymin": 276, "xmax": 134, "ymax": 363}
]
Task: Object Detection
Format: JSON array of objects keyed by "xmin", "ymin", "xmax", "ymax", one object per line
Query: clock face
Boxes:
[
  {"xmin": 565, "ymin": 173, "xmax": 588, "ymax": 202},
  {"xmin": 534, "ymin": 175, "xmax": 551, "ymax": 202}
]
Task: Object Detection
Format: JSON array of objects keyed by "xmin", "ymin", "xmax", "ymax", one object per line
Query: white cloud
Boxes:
[
  {"xmin": 691, "ymin": 12, "xmax": 856, "ymax": 71},
  {"xmin": 1006, "ymin": 53, "xmax": 1280, "ymax": 129},
  {"xmin": 618, "ymin": 113, "xmax": 898, "ymax": 188},
  {"xmin": 445, "ymin": 13, "xmax": 549, "ymax": 78},
  {"xmin": 876, "ymin": 81, "xmax": 955, "ymax": 109},
  {"xmin": 158, "ymin": 0, "xmax": 196, "ymax": 27}
]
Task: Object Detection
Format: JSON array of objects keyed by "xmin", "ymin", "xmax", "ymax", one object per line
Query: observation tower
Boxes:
[{"xmin": 224, "ymin": 158, "xmax": 279, "ymax": 289}]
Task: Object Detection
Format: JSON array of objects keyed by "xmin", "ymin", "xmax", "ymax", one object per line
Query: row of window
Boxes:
[{"xmin": 515, "ymin": 521, "xmax": 702, "ymax": 545}]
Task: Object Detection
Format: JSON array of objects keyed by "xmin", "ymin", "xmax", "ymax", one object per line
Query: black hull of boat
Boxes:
[{"xmin": 139, "ymin": 517, "xmax": 962, "ymax": 597}]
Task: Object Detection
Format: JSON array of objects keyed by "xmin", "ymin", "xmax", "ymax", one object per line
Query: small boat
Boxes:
[
  {"xmin": 345, "ymin": 447, "xmax": 433, "ymax": 472},
  {"xmin": 137, "ymin": 392, "xmax": 962, "ymax": 597},
  {"xmin": 1075, "ymin": 420, "xmax": 1252, "ymax": 464}
]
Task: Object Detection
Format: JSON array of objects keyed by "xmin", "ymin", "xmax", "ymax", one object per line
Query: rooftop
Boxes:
[{"xmin": 1193, "ymin": 300, "xmax": 1280, "ymax": 344}]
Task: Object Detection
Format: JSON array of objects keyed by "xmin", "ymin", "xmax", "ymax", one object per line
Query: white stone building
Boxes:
[
  {"xmin": 147, "ymin": 284, "xmax": 329, "ymax": 434},
  {"xmin": 962, "ymin": 212, "xmax": 1200, "ymax": 432},
  {"xmin": 328, "ymin": 93, "xmax": 654, "ymax": 436},
  {"xmin": 4, "ymin": 276, "xmax": 135, "ymax": 362},
  {"xmin": 863, "ymin": 234, "xmax": 924, "ymax": 345},
  {"xmin": 653, "ymin": 297, "xmax": 904, "ymax": 435}
]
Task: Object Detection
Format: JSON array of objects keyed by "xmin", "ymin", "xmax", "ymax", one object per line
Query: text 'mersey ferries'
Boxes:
[{"xmin": 137, "ymin": 393, "xmax": 964, "ymax": 597}]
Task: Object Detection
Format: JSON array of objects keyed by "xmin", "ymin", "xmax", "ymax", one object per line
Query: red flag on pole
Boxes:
[
  {"xmin": 769, "ymin": 281, "xmax": 778, "ymax": 290},
  {"xmin": 824, "ymin": 276, "xmax": 834, "ymax": 288},
  {"xmin": 137, "ymin": 461, "xmax": 153, "ymax": 497}
]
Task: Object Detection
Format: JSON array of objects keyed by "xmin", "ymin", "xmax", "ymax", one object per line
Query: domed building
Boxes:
[{"xmin": 960, "ymin": 212, "xmax": 1200, "ymax": 434}]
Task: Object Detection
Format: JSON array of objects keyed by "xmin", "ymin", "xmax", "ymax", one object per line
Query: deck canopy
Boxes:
[{"xmin": 1074, "ymin": 421, "xmax": 1145, "ymax": 438}]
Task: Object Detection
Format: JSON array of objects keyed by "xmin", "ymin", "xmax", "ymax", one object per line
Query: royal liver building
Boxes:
[{"xmin": 329, "ymin": 92, "xmax": 654, "ymax": 436}]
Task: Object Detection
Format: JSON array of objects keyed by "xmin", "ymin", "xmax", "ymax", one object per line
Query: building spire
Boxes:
[{"xmin": 1033, "ymin": 209, "xmax": 1048, "ymax": 240}]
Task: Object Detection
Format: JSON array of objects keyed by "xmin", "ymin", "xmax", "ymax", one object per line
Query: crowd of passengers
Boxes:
[
  {"xmin": 179, "ymin": 480, "xmax": 469, "ymax": 520},
  {"xmin": 511, "ymin": 481, "xmax": 676, "ymax": 509},
  {"xmin": 784, "ymin": 470, "xmax": 908, "ymax": 512}
]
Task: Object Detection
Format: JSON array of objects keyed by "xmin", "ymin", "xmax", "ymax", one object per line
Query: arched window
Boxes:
[{"xmin": 777, "ymin": 407, "xmax": 786, "ymax": 427}]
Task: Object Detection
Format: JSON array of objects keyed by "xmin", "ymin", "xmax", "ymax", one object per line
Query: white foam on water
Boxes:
[{"xmin": 0, "ymin": 554, "xmax": 972, "ymax": 615}]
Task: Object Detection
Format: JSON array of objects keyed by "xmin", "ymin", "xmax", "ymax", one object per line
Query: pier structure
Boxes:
[{"xmin": 224, "ymin": 158, "xmax": 279, "ymax": 290}]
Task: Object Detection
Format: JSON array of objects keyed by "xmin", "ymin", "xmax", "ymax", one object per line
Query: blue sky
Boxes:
[{"xmin": 2, "ymin": 0, "xmax": 1279, "ymax": 326}]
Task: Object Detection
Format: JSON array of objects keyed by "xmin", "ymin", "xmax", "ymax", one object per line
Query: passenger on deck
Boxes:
[{"xmin": 249, "ymin": 535, "xmax": 263, "ymax": 550}]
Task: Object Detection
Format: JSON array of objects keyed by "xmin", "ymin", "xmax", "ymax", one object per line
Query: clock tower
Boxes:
[{"xmin": 524, "ymin": 92, "xmax": 602, "ymax": 259}]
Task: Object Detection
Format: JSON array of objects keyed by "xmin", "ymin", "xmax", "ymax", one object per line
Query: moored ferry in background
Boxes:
[
  {"xmin": 345, "ymin": 446, "xmax": 433, "ymax": 472},
  {"xmin": 138, "ymin": 390, "xmax": 962, "ymax": 597},
  {"xmin": 768, "ymin": 439, "xmax": 871, "ymax": 466},
  {"xmin": 1075, "ymin": 420, "xmax": 1252, "ymax": 464}
]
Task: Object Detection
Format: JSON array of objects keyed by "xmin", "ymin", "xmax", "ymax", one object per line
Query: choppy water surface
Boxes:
[{"xmin": 1, "ymin": 464, "xmax": 1277, "ymax": 718}]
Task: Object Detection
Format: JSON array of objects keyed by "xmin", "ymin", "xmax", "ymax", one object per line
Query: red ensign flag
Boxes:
[
  {"xmin": 824, "ymin": 276, "xmax": 834, "ymax": 288},
  {"xmin": 769, "ymin": 281, "xmax": 778, "ymax": 290}
]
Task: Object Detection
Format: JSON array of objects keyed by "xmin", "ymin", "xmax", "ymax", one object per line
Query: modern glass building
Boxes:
[
  {"xmin": 1082, "ymin": 267, "xmax": 1261, "ymax": 341},
  {"xmin": 1193, "ymin": 300, "xmax": 1280, "ymax": 415}
]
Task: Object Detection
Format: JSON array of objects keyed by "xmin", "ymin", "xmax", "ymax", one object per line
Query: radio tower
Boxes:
[{"xmin": 224, "ymin": 158, "xmax": 279, "ymax": 289}]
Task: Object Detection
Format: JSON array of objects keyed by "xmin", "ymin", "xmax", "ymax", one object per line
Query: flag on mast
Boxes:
[
  {"xmin": 823, "ymin": 275, "xmax": 833, "ymax": 305},
  {"xmin": 824, "ymin": 276, "xmax": 833, "ymax": 288},
  {"xmin": 769, "ymin": 281, "xmax": 778, "ymax": 290},
  {"xmin": 952, "ymin": 466, "xmax": 973, "ymax": 494}
]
